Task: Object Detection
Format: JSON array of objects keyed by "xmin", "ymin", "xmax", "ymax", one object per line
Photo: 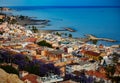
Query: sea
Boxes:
[{"xmin": 6, "ymin": 6, "xmax": 120, "ymax": 46}]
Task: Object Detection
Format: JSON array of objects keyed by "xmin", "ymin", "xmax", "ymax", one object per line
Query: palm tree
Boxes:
[
  {"xmin": 68, "ymin": 33, "xmax": 72, "ymax": 38},
  {"xmin": 31, "ymin": 26, "xmax": 38, "ymax": 33},
  {"xmin": 0, "ymin": 7, "xmax": 3, "ymax": 13}
]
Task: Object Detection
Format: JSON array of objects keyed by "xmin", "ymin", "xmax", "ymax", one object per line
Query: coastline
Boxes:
[
  {"xmin": 15, "ymin": 16, "xmax": 50, "ymax": 26},
  {"xmin": 1, "ymin": 6, "xmax": 120, "ymax": 46},
  {"xmin": 0, "ymin": 6, "xmax": 120, "ymax": 83}
]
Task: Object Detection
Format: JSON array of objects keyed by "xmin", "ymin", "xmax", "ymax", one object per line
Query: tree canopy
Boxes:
[
  {"xmin": 0, "ymin": 65, "xmax": 19, "ymax": 76},
  {"xmin": 0, "ymin": 50, "xmax": 60, "ymax": 77},
  {"xmin": 37, "ymin": 40, "xmax": 52, "ymax": 48}
]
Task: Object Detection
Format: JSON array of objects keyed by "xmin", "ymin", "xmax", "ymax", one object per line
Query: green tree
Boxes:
[
  {"xmin": 112, "ymin": 53, "xmax": 119, "ymax": 64},
  {"xmin": 10, "ymin": 19, "xmax": 17, "ymax": 24},
  {"xmin": 0, "ymin": 19, "xmax": 4, "ymax": 22},
  {"xmin": 7, "ymin": 17, "xmax": 11, "ymax": 23},
  {"xmin": 98, "ymin": 56, "xmax": 103, "ymax": 62},
  {"xmin": 24, "ymin": 63, "xmax": 40, "ymax": 75},
  {"xmin": 106, "ymin": 65, "xmax": 115, "ymax": 77},
  {"xmin": 55, "ymin": 32, "xmax": 61, "ymax": 36},
  {"xmin": 37, "ymin": 40, "xmax": 52, "ymax": 48},
  {"xmin": 65, "ymin": 33, "xmax": 67, "ymax": 36},
  {"xmin": 31, "ymin": 26, "xmax": 38, "ymax": 33},
  {"xmin": 28, "ymin": 26, "xmax": 31, "ymax": 29},
  {"xmin": 68, "ymin": 33, "xmax": 72, "ymax": 38},
  {"xmin": 0, "ymin": 7, "xmax": 2, "ymax": 13},
  {"xmin": 19, "ymin": 15, "xmax": 25, "ymax": 20},
  {"xmin": 0, "ymin": 65, "xmax": 19, "ymax": 76},
  {"xmin": 0, "ymin": 31, "xmax": 4, "ymax": 35},
  {"xmin": 105, "ymin": 65, "xmax": 116, "ymax": 82},
  {"xmin": 92, "ymin": 40, "xmax": 98, "ymax": 45}
]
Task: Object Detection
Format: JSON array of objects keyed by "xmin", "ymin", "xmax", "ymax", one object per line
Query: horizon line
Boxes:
[{"xmin": 1, "ymin": 5, "xmax": 120, "ymax": 8}]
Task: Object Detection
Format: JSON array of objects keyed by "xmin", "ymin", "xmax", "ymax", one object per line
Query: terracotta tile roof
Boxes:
[
  {"xmin": 84, "ymin": 51, "xmax": 100, "ymax": 56},
  {"xmin": 21, "ymin": 74, "xmax": 41, "ymax": 83},
  {"xmin": 80, "ymin": 57, "xmax": 89, "ymax": 61},
  {"xmin": 25, "ymin": 37, "xmax": 37, "ymax": 42},
  {"xmin": 114, "ymin": 64, "xmax": 120, "ymax": 76},
  {"xmin": 38, "ymin": 59, "xmax": 47, "ymax": 63},
  {"xmin": 73, "ymin": 71, "xmax": 81, "ymax": 76},
  {"xmin": 86, "ymin": 70, "xmax": 108, "ymax": 80},
  {"xmin": 114, "ymin": 71, "xmax": 120, "ymax": 76},
  {"xmin": 25, "ymin": 43, "xmax": 39, "ymax": 49}
]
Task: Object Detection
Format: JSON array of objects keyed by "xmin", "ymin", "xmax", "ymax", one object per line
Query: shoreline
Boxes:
[
  {"xmin": 1, "ymin": 7, "xmax": 119, "ymax": 46},
  {"xmin": 15, "ymin": 15, "xmax": 50, "ymax": 26}
]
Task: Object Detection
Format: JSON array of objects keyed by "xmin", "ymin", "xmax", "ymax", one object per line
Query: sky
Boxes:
[{"xmin": 0, "ymin": 0, "xmax": 120, "ymax": 6}]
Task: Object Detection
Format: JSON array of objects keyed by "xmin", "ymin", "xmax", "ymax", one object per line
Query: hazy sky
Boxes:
[{"xmin": 0, "ymin": 0, "xmax": 120, "ymax": 6}]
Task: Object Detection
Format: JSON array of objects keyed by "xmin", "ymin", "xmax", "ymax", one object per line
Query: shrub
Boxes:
[{"xmin": 0, "ymin": 65, "xmax": 19, "ymax": 76}]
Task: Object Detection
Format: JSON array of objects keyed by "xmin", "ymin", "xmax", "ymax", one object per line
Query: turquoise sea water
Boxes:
[{"xmin": 8, "ymin": 6, "xmax": 120, "ymax": 45}]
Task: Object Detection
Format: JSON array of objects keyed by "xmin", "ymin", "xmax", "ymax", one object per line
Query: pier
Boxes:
[{"xmin": 64, "ymin": 28, "xmax": 76, "ymax": 32}]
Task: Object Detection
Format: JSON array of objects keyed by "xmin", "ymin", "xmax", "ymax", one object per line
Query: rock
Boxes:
[{"xmin": 0, "ymin": 68, "xmax": 23, "ymax": 83}]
